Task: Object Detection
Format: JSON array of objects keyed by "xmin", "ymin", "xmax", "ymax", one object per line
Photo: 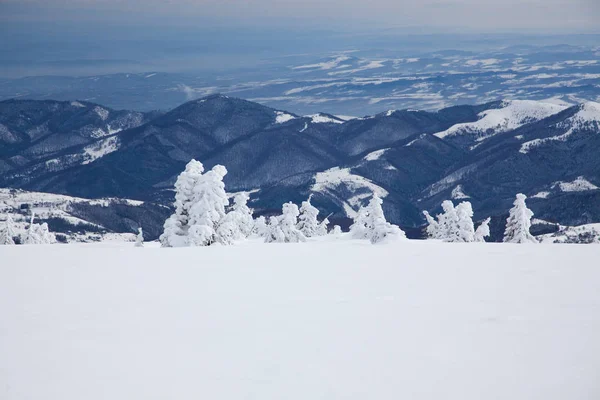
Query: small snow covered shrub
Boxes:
[
  {"xmin": 331, "ymin": 225, "xmax": 342, "ymax": 235},
  {"xmin": 135, "ymin": 227, "xmax": 144, "ymax": 247},
  {"xmin": 424, "ymin": 200, "xmax": 485, "ymax": 243},
  {"xmin": 350, "ymin": 206, "xmax": 370, "ymax": 239},
  {"xmin": 365, "ymin": 195, "xmax": 406, "ymax": 244},
  {"xmin": 504, "ymin": 193, "xmax": 537, "ymax": 244},
  {"xmin": 24, "ymin": 215, "xmax": 55, "ymax": 245},
  {"xmin": 0, "ymin": 215, "xmax": 17, "ymax": 245},
  {"xmin": 474, "ymin": 217, "xmax": 491, "ymax": 242}
]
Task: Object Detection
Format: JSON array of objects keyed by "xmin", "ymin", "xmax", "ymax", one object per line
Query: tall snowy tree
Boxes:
[
  {"xmin": 0, "ymin": 215, "xmax": 16, "ymax": 245},
  {"xmin": 160, "ymin": 160, "xmax": 205, "ymax": 247},
  {"xmin": 438, "ymin": 200, "xmax": 461, "ymax": 242},
  {"xmin": 279, "ymin": 202, "xmax": 306, "ymax": 243},
  {"xmin": 504, "ymin": 193, "xmax": 537, "ymax": 244},
  {"xmin": 474, "ymin": 217, "xmax": 491, "ymax": 242},
  {"xmin": 135, "ymin": 227, "xmax": 144, "ymax": 247},
  {"xmin": 350, "ymin": 206, "xmax": 370, "ymax": 239},
  {"xmin": 365, "ymin": 195, "xmax": 406, "ymax": 244},
  {"xmin": 297, "ymin": 196, "xmax": 321, "ymax": 237},
  {"xmin": 188, "ymin": 165, "xmax": 230, "ymax": 246},
  {"xmin": 331, "ymin": 225, "xmax": 343, "ymax": 235},
  {"xmin": 456, "ymin": 201, "xmax": 475, "ymax": 242}
]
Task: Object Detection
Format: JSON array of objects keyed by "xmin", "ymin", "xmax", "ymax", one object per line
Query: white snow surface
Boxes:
[
  {"xmin": 552, "ymin": 176, "xmax": 599, "ymax": 192},
  {"xmin": 312, "ymin": 167, "xmax": 388, "ymax": 217},
  {"xmin": 434, "ymin": 100, "xmax": 566, "ymax": 143},
  {"xmin": 275, "ymin": 111, "xmax": 296, "ymax": 124},
  {"xmin": 363, "ymin": 148, "xmax": 389, "ymax": 161},
  {"xmin": 1, "ymin": 240, "xmax": 599, "ymax": 400},
  {"xmin": 307, "ymin": 113, "xmax": 344, "ymax": 124},
  {"xmin": 520, "ymin": 102, "xmax": 600, "ymax": 153},
  {"xmin": 82, "ymin": 136, "xmax": 120, "ymax": 164},
  {"xmin": 451, "ymin": 184, "xmax": 470, "ymax": 199}
]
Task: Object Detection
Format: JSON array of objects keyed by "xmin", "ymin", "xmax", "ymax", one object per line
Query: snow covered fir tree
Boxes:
[
  {"xmin": 0, "ymin": 215, "xmax": 17, "ymax": 245},
  {"xmin": 423, "ymin": 201, "xmax": 490, "ymax": 243},
  {"xmin": 504, "ymin": 194, "xmax": 537, "ymax": 244},
  {"xmin": 350, "ymin": 195, "xmax": 406, "ymax": 244}
]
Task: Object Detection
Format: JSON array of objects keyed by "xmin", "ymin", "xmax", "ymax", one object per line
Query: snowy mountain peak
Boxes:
[
  {"xmin": 434, "ymin": 99, "xmax": 567, "ymax": 146},
  {"xmin": 306, "ymin": 113, "xmax": 344, "ymax": 124},
  {"xmin": 563, "ymin": 101, "xmax": 600, "ymax": 130}
]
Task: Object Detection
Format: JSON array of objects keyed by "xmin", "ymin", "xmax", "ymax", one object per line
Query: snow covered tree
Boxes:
[
  {"xmin": 265, "ymin": 203, "xmax": 306, "ymax": 243},
  {"xmin": 438, "ymin": 200, "xmax": 461, "ymax": 242},
  {"xmin": 331, "ymin": 225, "xmax": 342, "ymax": 235},
  {"xmin": 25, "ymin": 214, "xmax": 55, "ymax": 245},
  {"xmin": 0, "ymin": 215, "xmax": 16, "ymax": 245},
  {"xmin": 504, "ymin": 193, "xmax": 537, "ymax": 244},
  {"xmin": 160, "ymin": 160, "xmax": 205, "ymax": 247},
  {"xmin": 279, "ymin": 202, "xmax": 306, "ymax": 243},
  {"xmin": 296, "ymin": 196, "xmax": 321, "ymax": 237},
  {"xmin": 456, "ymin": 201, "xmax": 475, "ymax": 242},
  {"xmin": 231, "ymin": 193, "xmax": 254, "ymax": 238},
  {"xmin": 316, "ymin": 217, "xmax": 329, "ymax": 236},
  {"xmin": 252, "ymin": 216, "xmax": 268, "ymax": 238},
  {"xmin": 422, "ymin": 210, "xmax": 441, "ymax": 239},
  {"xmin": 188, "ymin": 164, "xmax": 229, "ymax": 246},
  {"xmin": 350, "ymin": 206, "xmax": 370, "ymax": 239},
  {"xmin": 365, "ymin": 195, "xmax": 406, "ymax": 244},
  {"xmin": 218, "ymin": 192, "xmax": 254, "ymax": 242},
  {"xmin": 264, "ymin": 216, "xmax": 286, "ymax": 243},
  {"xmin": 135, "ymin": 227, "xmax": 144, "ymax": 247},
  {"xmin": 474, "ymin": 217, "xmax": 491, "ymax": 242}
]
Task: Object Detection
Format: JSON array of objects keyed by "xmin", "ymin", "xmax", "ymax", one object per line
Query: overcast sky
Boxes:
[{"xmin": 2, "ymin": 0, "xmax": 599, "ymax": 32}]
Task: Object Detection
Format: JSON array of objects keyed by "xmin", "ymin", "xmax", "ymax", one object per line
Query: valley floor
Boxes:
[{"xmin": 1, "ymin": 239, "xmax": 599, "ymax": 399}]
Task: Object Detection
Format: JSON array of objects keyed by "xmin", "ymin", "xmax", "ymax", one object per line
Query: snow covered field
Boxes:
[{"xmin": 1, "ymin": 239, "xmax": 599, "ymax": 400}]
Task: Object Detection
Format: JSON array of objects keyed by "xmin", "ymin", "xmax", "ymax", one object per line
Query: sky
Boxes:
[
  {"xmin": 2, "ymin": 0, "xmax": 599, "ymax": 32},
  {"xmin": 1, "ymin": 0, "xmax": 599, "ymax": 77}
]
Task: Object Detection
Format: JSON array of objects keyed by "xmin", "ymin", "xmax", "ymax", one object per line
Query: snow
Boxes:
[
  {"xmin": 532, "ymin": 191, "xmax": 551, "ymax": 199},
  {"xmin": 434, "ymin": 100, "xmax": 567, "ymax": 144},
  {"xmin": 70, "ymin": 101, "xmax": 86, "ymax": 108},
  {"xmin": 1, "ymin": 240, "xmax": 599, "ymax": 400},
  {"xmin": 307, "ymin": 113, "xmax": 344, "ymax": 124},
  {"xmin": 552, "ymin": 176, "xmax": 599, "ymax": 192},
  {"xmin": 404, "ymin": 133, "xmax": 427, "ymax": 147},
  {"xmin": 93, "ymin": 106, "xmax": 109, "ymax": 121},
  {"xmin": 275, "ymin": 111, "xmax": 296, "ymax": 124},
  {"xmin": 82, "ymin": 136, "xmax": 120, "ymax": 164},
  {"xmin": 520, "ymin": 102, "xmax": 600, "ymax": 153},
  {"xmin": 312, "ymin": 167, "xmax": 389, "ymax": 218},
  {"xmin": 451, "ymin": 184, "xmax": 470, "ymax": 199},
  {"xmin": 363, "ymin": 148, "xmax": 389, "ymax": 161},
  {"xmin": 292, "ymin": 56, "xmax": 351, "ymax": 71}
]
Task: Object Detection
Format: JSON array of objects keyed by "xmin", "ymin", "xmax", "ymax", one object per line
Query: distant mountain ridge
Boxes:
[{"xmin": 1, "ymin": 95, "xmax": 599, "ymax": 239}]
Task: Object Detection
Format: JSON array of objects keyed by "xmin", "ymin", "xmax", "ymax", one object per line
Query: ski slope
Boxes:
[{"xmin": 1, "ymin": 239, "xmax": 599, "ymax": 400}]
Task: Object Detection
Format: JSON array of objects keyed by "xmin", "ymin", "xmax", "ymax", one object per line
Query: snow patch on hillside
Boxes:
[
  {"xmin": 292, "ymin": 56, "xmax": 351, "ymax": 71},
  {"xmin": 532, "ymin": 191, "xmax": 551, "ymax": 199},
  {"xmin": 71, "ymin": 101, "xmax": 86, "ymax": 108},
  {"xmin": 451, "ymin": 185, "xmax": 470, "ymax": 199},
  {"xmin": 82, "ymin": 136, "xmax": 120, "ymax": 164},
  {"xmin": 93, "ymin": 106, "xmax": 109, "ymax": 121},
  {"xmin": 520, "ymin": 102, "xmax": 600, "ymax": 153},
  {"xmin": 363, "ymin": 148, "xmax": 389, "ymax": 161},
  {"xmin": 434, "ymin": 100, "xmax": 566, "ymax": 144},
  {"xmin": 275, "ymin": 111, "xmax": 296, "ymax": 124},
  {"xmin": 307, "ymin": 114, "xmax": 343, "ymax": 124},
  {"xmin": 552, "ymin": 176, "xmax": 599, "ymax": 192},
  {"xmin": 312, "ymin": 167, "xmax": 388, "ymax": 217}
]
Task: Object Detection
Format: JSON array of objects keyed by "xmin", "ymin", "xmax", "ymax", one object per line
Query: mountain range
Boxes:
[{"xmin": 1, "ymin": 95, "xmax": 599, "ymax": 240}]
